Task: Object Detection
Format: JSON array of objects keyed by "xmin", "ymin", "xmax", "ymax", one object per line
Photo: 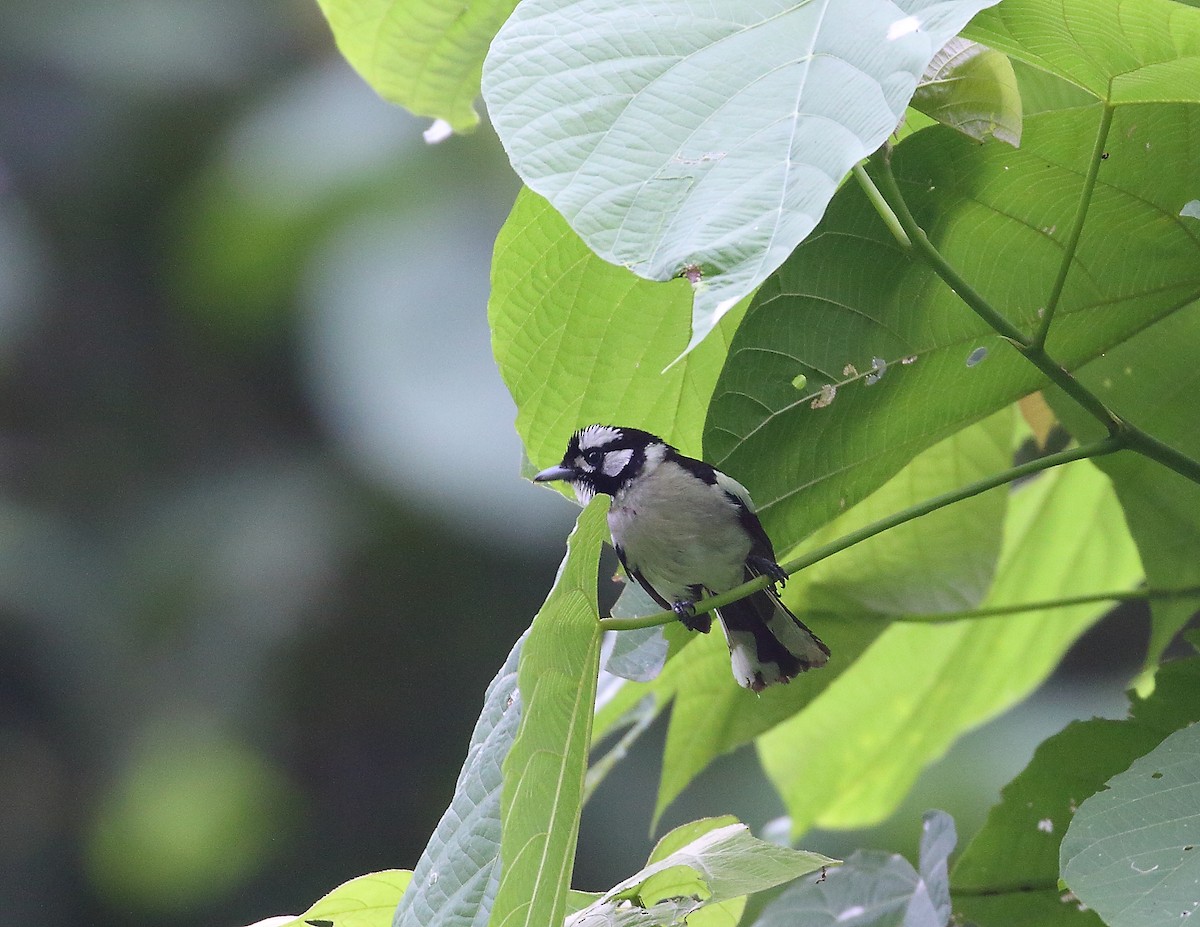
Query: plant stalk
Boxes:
[
  {"xmin": 861, "ymin": 155, "xmax": 1200, "ymax": 485},
  {"xmin": 896, "ymin": 584, "xmax": 1200, "ymax": 625},
  {"xmin": 598, "ymin": 437, "xmax": 1121, "ymax": 632},
  {"xmin": 1034, "ymin": 104, "xmax": 1115, "ymax": 350}
]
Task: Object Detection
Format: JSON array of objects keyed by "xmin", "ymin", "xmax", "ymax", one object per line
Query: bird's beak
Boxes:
[{"xmin": 533, "ymin": 464, "xmax": 575, "ymax": 483}]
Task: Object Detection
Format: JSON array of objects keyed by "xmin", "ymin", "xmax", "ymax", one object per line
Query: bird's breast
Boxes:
[{"xmin": 609, "ymin": 467, "xmax": 750, "ymax": 594}]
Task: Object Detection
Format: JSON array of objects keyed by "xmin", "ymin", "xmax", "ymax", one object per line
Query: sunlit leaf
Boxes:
[
  {"xmin": 706, "ymin": 104, "xmax": 1200, "ymax": 554},
  {"xmin": 491, "ymin": 499, "xmax": 607, "ymax": 927},
  {"xmin": 566, "ymin": 821, "xmax": 834, "ymax": 927},
  {"xmin": 394, "ymin": 637, "xmax": 524, "ymax": 927},
  {"xmin": 316, "ymin": 0, "xmax": 518, "ymax": 131},
  {"xmin": 490, "ymin": 189, "xmax": 744, "ymax": 467},
  {"xmin": 653, "ymin": 413, "xmax": 1011, "ymax": 824},
  {"xmin": 912, "ymin": 38, "xmax": 1022, "ymax": 145},
  {"xmin": 278, "ymin": 870, "xmax": 412, "ymax": 927},
  {"xmin": 759, "ymin": 457, "xmax": 1141, "ymax": 835},
  {"xmin": 1047, "ymin": 302, "xmax": 1200, "ymax": 668},
  {"xmin": 484, "ymin": 0, "xmax": 1003, "ymax": 351},
  {"xmin": 964, "ymin": 0, "xmax": 1200, "ymax": 105}
]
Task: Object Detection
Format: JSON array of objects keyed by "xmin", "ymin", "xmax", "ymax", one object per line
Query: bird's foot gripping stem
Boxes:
[
  {"xmin": 749, "ymin": 556, "xmax": 789, "ymax": 587},
  {"xmin": 673, "ymin": 600, "xmax": 712, "ymax": 633}
]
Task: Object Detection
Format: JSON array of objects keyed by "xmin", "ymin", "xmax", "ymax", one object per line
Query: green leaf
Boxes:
[
  {"xmin": 912, "ymin": 38, "xmax": 1022, "ymax": 146},
  {"xmin": 951, "ymin": 652, "xmax": 1200, "ymax": 924},
  {"xmin": 952, "ymin": 892, "xmax": 1102, "ymax": 927},
  {"xmin": 759, "ymin": 456, "xmax": 1141, "ymax": 835},
  {"xmin": 706, "ymin": 103, "xmax": 1200, "ymax": 554},
  {"xmin": 315, "ymin": 0, "xmax": 517, "ymax": 132},
  {"xmin": 566, "ymin": 821, "xmax": 835, "ymax": 926},
  {"xmin": 604, "ymin": 583, "xmax": 670, "ymax": 682},
  {"xmin": 646, "ymin": 816, "xmax": 741, "ymax": 864},
  {"xmin": 653, "ymin": 412, "xmax": 1012, "ymax": 824},
  {"xmin": 266, "ymin": 870, "xmax": 412, "ymax": 927},
  {"xmin": 491, "ymin": 498, "xmax": 607, "ymax": 927},
  {"xmin": 483, "ymin": 0, "xmax": 1003, "ymax": 351},
  {"xmin": 794, "ymin": 409, "xmax": 1013, "ymax": 617},
  {"xmin": 964, "ymin": 0, "xmax": 1200, "ymax": 105},
  {"xmin": 1047, "ymin": 302, "xmax": 1200, "ymax": 667},
  {"xmin": 750, "ymin": 811, "xmax": 955, "ymax": 927},
  {"xmin": 394, "ymin": 637, "xmax": 524, "ymax": 927},
  {"xmin": 489, "ymin": 189, "xmax": 743, "ymax": 466},
  {"xmin": 1061, "ymin": 723, "xmax": 1200, "ymax": 926}
]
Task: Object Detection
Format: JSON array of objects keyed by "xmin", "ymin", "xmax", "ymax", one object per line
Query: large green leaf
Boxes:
[
  {"xmin": 249, "ymin": 870, "xmax": 412, "ymax": 927},
  {"xmin": 1047, "ymin": 302, "xmax": 1200, "ymax": 668},
  {"xmin": 1061, "ymin": 722, "xmax": 1200, "ymax": 927},
  {"xmin": 490, "ymin": 499, "xmax": 606, "ymax": 927},
  {"xmin": 759, "ymin": 456, "xmax": 1141, "ymax": 835},
  {"xmin": 394, "ymin": 637, "xmax": 524, "ymax": 927},
  {"xmin": 911, "ymin": 38, "xmax": 1022, "ymax": 145},
  {"xmin": 964, "ymin": 0, "xmax": 1200, "ymax": 105},
  {"xmin": 951, "ymin": 651, "xmax": 1200, "ymax": 924},
  {"xmin": 705, "ymin": 103, "xmax": 1200, "ymax": 554},
  {"xmin": 315, "ymin": 0, "xmax": 517, "ymax": 132},
  {"xmin": 794, "ymin": 409, "xmax": 1012, "ymax": 617},
  {"xmin": 751, "ymin": 811, "xmax": 954, "ymax": 927},
  {"xmin": 651, "ymin": 412, "xmax": 1013, "ymax": 823},
  {"xmin": 489, "ymin": 189, "xmax": 742, "ymax": 466},
  {"xmin": 483, "ymin": 0, "xmax": 1002, "ymax": 351},
  {"xmin": 567, "ymin": 820, "xmax": 833, "ymax": 927}
]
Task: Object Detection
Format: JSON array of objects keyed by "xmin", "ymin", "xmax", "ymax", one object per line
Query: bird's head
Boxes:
[{"xmin": 533, "ymin": 424, "xmax": 665, "ymax": 502}]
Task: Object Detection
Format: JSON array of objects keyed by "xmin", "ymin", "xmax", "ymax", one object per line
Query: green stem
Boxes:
[
  {"xmin": 582, "ymin": 698, "xmax": 659, "ymax": 803},
  {"xmin": 1034, "ymin": 104, "xmax": 1114, "ymax": 350},
  {"xmin": 1123, "ymin": 429, "xmax": 1200, "ymax": 485},
  {"xmin": 597, "ymin": 436, "xmax": 1121, "ymax": 632},
  {"xmin": 865, "ymin": 154, "xmax": 1200, "ymax": 486},
  {"xmin": 897, "ymin": 584, "xmax": 1200, "ymax": 625},
  {"xmin": 851, "ymin": 162, "xmax": 909, "ymax": 247},
  {"xmin": 863, "ymin": 159, "xmax": 1030, "ymax": 346}
]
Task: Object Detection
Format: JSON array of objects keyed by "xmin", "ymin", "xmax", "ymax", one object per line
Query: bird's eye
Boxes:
[{"xmin": 583, "ymin": 449, "xmax": 604, "ymax": 468}]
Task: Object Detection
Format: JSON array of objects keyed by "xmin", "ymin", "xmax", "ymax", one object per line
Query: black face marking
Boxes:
[{"xmin": 555, "ymin": 424, "xmax": 664, "ymax": 497}]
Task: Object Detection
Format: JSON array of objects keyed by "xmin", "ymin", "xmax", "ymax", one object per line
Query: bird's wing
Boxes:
[
  {"xmin": 613, "ymin": 542, "xmax": 674, "ymax": 611},
  {"xmin": 713, "ymin": 470, "xmax": 778, "ymax": 563}
]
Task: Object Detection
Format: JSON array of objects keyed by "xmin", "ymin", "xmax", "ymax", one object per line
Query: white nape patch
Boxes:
[
  {"xmin": 602, "ymin": 447, "xmax": 634, "ymax": 477},
  {"xmin": 639, "ymin": 441, "xmax": 668, "ymax": 472},
  {"xmin": 887, "ymin": 15, "xmax": 921, "ymax": 39},
  {"xmin": 577, "ymin": 424, "xmax": 622, "ymax": 451}
]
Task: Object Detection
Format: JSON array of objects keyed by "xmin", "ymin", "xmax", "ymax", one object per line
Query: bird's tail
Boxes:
[{"xmin": 715, "ymin": 577, "xmax": 829, "ymax": 692}]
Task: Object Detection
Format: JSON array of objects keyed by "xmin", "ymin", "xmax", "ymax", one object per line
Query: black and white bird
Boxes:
[{"xmin": 534, "ymin": 424, "xmax": 829, "ymax": 691}]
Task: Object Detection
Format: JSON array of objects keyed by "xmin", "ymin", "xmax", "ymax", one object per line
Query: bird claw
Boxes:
[
  {"xmin": 750, "ymin": 556, "xmax": 789, "ymax": 587},
  {"xmin": 673, "ymin": 600, "xmax": 711, "ymax": 633}
]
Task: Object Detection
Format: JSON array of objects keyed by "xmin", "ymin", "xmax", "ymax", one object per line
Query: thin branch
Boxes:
[
  {"xmin": 1034, "ymin": 104, "xmax": 1115, "ymax": 350},
  {"xmin": 866, "ymin": 156, "xmax": 1032, "ymax": 347},
  {"xmin": 866, "ymin": 154, "xmax": 1200, "ymax": 486},
  {"xmin": 598, "ymin": 437, "xmax": 1121, "ymax": 632},
  {"xmin": 582, "ymin": 697, "xmax": 659, "ymax": 803},
  {"xmin": 851, "ymin": 162, "xmax": 910, "ymax": 248},
  {"xmin": 896, "ymin": 584, "xmax": 1200, "ymax": 625}
]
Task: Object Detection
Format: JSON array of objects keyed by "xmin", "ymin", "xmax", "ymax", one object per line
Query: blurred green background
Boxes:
[{"xmin": 0, "ymin": 3, "xmax": 1165, "ymax": 926}]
